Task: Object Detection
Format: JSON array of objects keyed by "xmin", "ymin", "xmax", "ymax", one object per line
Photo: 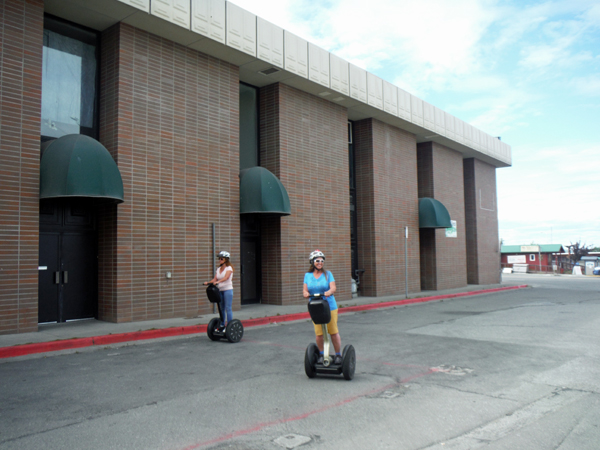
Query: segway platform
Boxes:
[{"xmin": 205, "ymin": 284, "xmax": 244, "ymax": 343}]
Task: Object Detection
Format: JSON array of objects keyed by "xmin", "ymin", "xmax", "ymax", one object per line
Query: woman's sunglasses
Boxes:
[{"xmin": 313, "ymin": 259, "xmax": 324, "ymax": 264}]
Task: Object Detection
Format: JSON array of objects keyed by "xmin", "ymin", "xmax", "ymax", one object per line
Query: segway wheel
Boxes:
[
  {"xmin": 225, "ymin": 319, "xmax": 244, "ymax": 343},
  {"xmin": 304, "ymin": 343, "xmax": 319, "ymax": 378},
  {"xmin": 341, "ymin": 345, "xmax": 356, "ymax": 380},
  {"xmin": 207, "ymin": 318, "xmax": 221, "ymax": 341}
]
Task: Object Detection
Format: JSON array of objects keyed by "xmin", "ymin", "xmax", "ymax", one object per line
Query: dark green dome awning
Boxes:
[
  {"xmin": 240, "ymin": 167, "xmax": 291, "ymax": 216},
  {"xmin": 418, "ymin": 197, "xmax": 451, "ymax": 228},
  {"xmin": 40, "ymin": 134, "xmax": 124, "ymax": 203}
]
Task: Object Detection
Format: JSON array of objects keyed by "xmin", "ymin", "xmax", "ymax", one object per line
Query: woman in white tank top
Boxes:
[{"xmin": 204, "ymin": 251, "xmax": 234, "ymax": 330}]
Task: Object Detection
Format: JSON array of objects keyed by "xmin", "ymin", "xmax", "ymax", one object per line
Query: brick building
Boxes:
[{"xmin": 0, "ymin": 0, "xmax": 511, "ymax": 335}]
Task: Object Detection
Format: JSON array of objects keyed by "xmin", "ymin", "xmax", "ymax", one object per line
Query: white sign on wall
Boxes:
[
  {"xmin": 521, "ymin": 245, "xmax": 539, "ymax": 252},
  {"xmin": 445, "ymin": 220, "xmax": 457, "ymax": 238},
  {"xmin": 508, "ymin": 255, "xmax": 526, "ymax": 264}
]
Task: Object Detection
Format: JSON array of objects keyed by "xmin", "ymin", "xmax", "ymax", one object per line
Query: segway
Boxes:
[
  {"xmin": 304, "ymin": 294, "xmax": 356, "ymax": 380},
  {"xmin": 205, "ymin": 283, "xmax": 244, "ymax": 343}
]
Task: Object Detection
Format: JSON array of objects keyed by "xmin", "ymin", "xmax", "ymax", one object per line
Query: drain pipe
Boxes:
[
  {"xmin": 405, "ymin": 226, "xmax": 409, "ymax": 299},
  {"xmin": 212, "ymin": 223, "xmax": 216, "ymax": 314}
]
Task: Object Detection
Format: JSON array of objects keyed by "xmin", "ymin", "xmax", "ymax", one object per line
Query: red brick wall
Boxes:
[
  {"xmin": 464, "ymin": 158, "xmax": 501, "ymax": 284},
  {"xmin": 99, "ymin": 23, "xmax": 240, "ymax": 322},
  {"xmin": 259, "ymin": 83, "xmax": 350, "ymax": 305},
  {"xmin": 0, "ymin": 0, "xmax": 44, "ymax": 334},
  {"xmin": 354, "ymin": 119, "xmax": 421, "ymax": 296},
  {"xmin": 417, "ymin": 142, "xmax": 467, "ymax": 290}
]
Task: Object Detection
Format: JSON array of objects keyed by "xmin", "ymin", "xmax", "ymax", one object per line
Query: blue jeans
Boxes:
[{"xmin": 219, "ymin": 289, "xmax": 233, "ymax": 326}]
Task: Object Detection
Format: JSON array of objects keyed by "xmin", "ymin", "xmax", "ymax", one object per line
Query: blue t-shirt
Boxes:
[{"xmin": 304, "ymin": 271, "xmax": 337, "ymax": 310}]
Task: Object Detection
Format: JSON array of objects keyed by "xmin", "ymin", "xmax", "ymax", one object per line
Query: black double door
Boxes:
[
  {"xmin": 240, "ymin": 215, "xmax": 261, "ymax": 305},
  {"xmin": 38, "ymin": 199, "xmax": 98, "ymax": 323}
]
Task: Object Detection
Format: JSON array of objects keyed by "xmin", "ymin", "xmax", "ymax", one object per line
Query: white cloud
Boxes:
[
  {"xmin": 228, "ymin": 0, "xmax": 599, "ymax": 246},
  {"xmin": 569, "ymin": 75, "xmax": 600, "ymax": 96},
  {"xmin": 498, "ymin": 142, "xmax": 600, "ymax": 245}
]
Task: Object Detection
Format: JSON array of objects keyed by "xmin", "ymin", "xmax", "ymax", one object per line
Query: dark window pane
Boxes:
[
  {"xmin": 239, "ymin": 83, "xmax": 259, "ymax": 170},
  {"xmin": 41, "ymin": 25, "xmax": 97, "ymax": 139}
]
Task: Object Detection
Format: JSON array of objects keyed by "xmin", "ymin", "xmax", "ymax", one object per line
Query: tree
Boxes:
[{"xmin": 566, "ymin": 241, "xmax": 595, "ymax": 262}]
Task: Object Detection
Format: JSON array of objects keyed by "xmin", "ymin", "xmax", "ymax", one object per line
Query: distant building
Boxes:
[
  {"xmin": 579, "ymin": 256, "xmax": 600, "ymax": 275},
  {"xmin": 501, "ymin": 245, "xmax": 566, "ymax": 273}
]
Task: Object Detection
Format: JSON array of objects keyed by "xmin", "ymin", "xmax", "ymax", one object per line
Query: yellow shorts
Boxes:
[{"xmin": 313, "ymin": 309, "xmax": 339, "ymax": 336}]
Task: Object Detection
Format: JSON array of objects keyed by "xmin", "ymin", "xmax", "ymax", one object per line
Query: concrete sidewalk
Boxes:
[{"xmin": 0, "ymin": 283, "xmax": 528, "ymax": 359}]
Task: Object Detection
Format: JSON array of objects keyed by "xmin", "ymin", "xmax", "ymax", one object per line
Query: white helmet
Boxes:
[
  {"xmin": 217, "ymin": 251, "xmax": 230, "ymax": 259},
  {"xmin": 309, "ymin": 250, "xmax": 325, "ymax": 263}
]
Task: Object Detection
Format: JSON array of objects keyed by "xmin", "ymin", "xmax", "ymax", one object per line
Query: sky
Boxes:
[{"xmin": 231, "ymin": 0, "xmax": 600, "ymax": 249}]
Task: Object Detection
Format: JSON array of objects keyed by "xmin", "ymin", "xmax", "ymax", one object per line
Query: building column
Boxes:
[
  {"xmin": 99, "ymin": 23, "xmax": 240, "ymax": 322},
  {"xmin": 463, "ymin": 158, "xmax": 501, "ymax": 284},
  {"xmin": 259, "ymin": 83, "xmax": 350, "ymax": 305},
  {"xmin": 0, "ymin": 0, "xmax": 44, "ymax": 334},
  {"xmin": 417, "ymin": 142, "xmax": 467, "ymax": 290},
  {"xmin": 353, "ymin": 119, "xmax": 421, "ymax": 296}
]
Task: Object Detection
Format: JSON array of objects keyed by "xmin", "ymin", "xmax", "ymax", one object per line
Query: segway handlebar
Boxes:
[
  {"xmin": 307, "ymin": 293, "xmax": 330, "ymax": 325},
  {"xmin": 205, "ymin": 283, "xmax": 221, "ymax": 304}
]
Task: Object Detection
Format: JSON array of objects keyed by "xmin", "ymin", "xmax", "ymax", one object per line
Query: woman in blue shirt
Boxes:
[{"xmin": 303, "ymin": 250, "xmax": 342, "ymax": 365}]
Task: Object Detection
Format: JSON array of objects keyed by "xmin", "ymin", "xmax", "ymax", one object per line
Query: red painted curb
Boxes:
[
  {"xmin": 0, "ymin": 337, "xmax": 95, "ymax": 359},
  {"xmin": 0, "ymin": 285, "xmax": 527, "ymax": 359}
]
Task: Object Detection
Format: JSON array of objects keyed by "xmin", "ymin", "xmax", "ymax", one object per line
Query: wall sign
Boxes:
[
  {"xmin": 446, "ymin": 220, "xmax": 457, "ymax": 238},
  {"xmin": 521, "ymin": 245, "xmax": 539, "ymax": 252},
  {"xmin": 508, "ymin": 255, "xmax": 526, "ymax": 264}
]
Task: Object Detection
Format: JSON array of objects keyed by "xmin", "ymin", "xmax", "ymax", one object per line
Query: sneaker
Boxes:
[
  {"xmin": 334, "ymin": 355, "xmax": 343, "ymax": 365},
  {"xmin": 317, "ymin": 355, "xmax": 324, "ymax": 365}
]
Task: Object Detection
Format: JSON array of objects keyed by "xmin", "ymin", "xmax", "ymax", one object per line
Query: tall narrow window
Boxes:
[
  {"xmin": 41, "ymin": 17, "xmax": 99, "ymax": 140},
  {"xmin": 239, "ymin": 83, "xmax": 259, "ymax": 170},
  {"xmin": 239, "ymin": 83, "xmax": 261, "ymax": 305},
  {"xmin": 348, "ymin": 121, "xmax": 358, "ymax": 277}
]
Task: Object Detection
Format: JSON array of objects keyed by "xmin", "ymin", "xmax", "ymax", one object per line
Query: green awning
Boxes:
[
  {"xmin": 240, "ymin": 167, "xmax": 291, "ymax": 216},
  {"xmin": 40, "ymin": 134, "xmax": 124, "ymax": 203},
  {"xmin": 419, "ymin": 197, "xmax": 452, "ymax": 228}
]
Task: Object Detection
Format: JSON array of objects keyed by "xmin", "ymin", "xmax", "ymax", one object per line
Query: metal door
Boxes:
[
  {"xmin": 240, "ymin": 215, "xmax": 261, "ymax": 305},
  {"xmin": 61, "ymin": 232, "xmax": 96, "ymax": 320},
  {"xmin": 38, "ymin": 233, "xmax": 60, "ymax": 323},
  {"xmin": 241, "ymin": 238, "xmax": 259, "ymax": 304},
  {"xmin": 38, "ymin": 199, "xmax": 97, "ymax": 323}
]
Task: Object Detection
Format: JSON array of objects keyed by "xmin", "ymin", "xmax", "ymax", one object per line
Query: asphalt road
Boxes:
[{"xmin": 1, "ymin": 274, "xmax": 599, "ymax": 450}]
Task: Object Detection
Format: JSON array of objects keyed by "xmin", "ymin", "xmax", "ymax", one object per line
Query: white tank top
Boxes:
[{"xmin": 217, "ymin": 265, "xmax": 233, "ymax": 291}]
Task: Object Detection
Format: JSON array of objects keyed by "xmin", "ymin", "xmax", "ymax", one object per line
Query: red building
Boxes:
[{"xmin": 501, "ymin": 245, "xmax": 566, "ymax": 273}]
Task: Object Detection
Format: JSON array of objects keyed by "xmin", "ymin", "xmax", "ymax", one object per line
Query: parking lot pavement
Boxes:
[{"xmin": 1, "ymin": 275, "xmax": 599, "ymax": 450}]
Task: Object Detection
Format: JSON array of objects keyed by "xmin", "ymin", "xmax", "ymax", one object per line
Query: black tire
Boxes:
[
  {"xmin": 225, "ymin": 319, "xmax": 244, "ymax": 343},
  {"xmin": 304, "ymin": 343, "xmax": 319, "ymax": 378},
  {"xmin": 342, "ymin": 345, "xmax": 356, "ymax": 380},
  {"xmin": 207, "ymin": 318, "xmax": 221, "ymax": 341}
]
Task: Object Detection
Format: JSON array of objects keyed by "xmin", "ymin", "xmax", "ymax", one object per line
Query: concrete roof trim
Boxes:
[{"xmin": 44, "ymin": 0, "xmax": 512, "ymax": 168}]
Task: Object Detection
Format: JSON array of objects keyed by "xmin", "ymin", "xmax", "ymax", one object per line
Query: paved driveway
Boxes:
[{"xmin": 1, "ymin": 274, "xmax": 599, "ymax": 449}]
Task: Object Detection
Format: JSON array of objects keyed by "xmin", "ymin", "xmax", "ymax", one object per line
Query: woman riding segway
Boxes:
[
  {"xmin": 303, "ymin": 250, "xmax": 355, "ymax": 379},
  {"xmin": 303, "ymin": 250, "xmax": 342, "ymax": 364},
  {"xmin": 203, "ymin": 251, "xmax": 243, "ymax": 343}
]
